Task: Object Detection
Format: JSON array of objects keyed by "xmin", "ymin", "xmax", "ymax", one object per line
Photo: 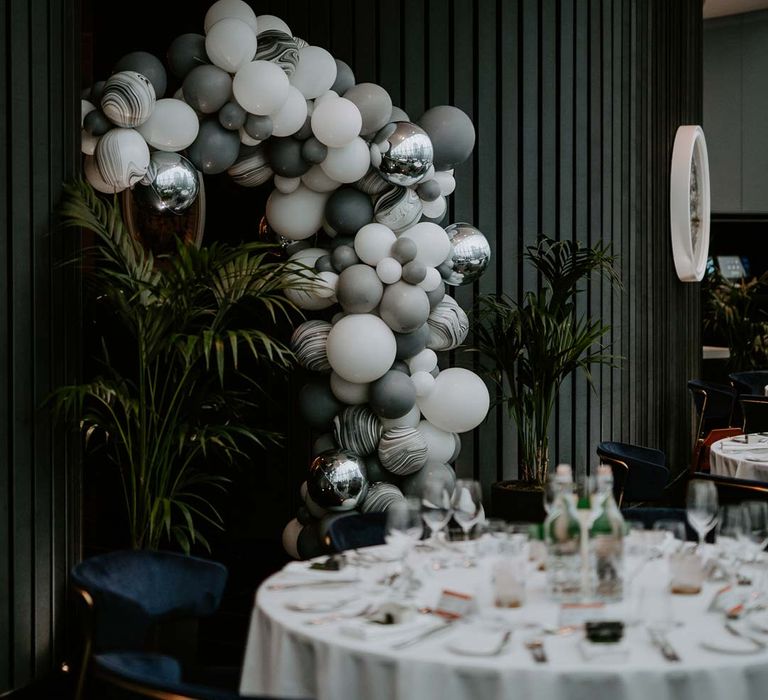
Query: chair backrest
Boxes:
[
  {"xmin": 326, "ymin": 512, "xmax": 387, "ymax": 552},
  {"xmin": 596, "ymin": 441, "xmax": 669, "ymax": 507},
  {"xmin": 687, "ymin": 379, "xmax": 736, "ymax": 440},
  {"xmin": 729, "ymin": 370, "xmax": 768, "ymax": 397},
  {"xmin": 690, "ymin": 427, "xmax": 743, "ymax": 474},
  {"xmin": 740, "ymin": 395, "xmax": 768, "ymax": 434}
]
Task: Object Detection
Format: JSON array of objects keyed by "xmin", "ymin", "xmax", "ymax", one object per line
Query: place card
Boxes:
[{"xmin": 434, "ymin": 589, "xmax": 477, "ymax": 619}]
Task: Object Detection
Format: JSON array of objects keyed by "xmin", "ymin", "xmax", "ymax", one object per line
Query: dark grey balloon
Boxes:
[
  {"xmin": 364, "ymin": 454, "xmax": 388, "ymax": 483},
  {"xmin": 265, "ymin": 137, "xmax": 310, "ymax": 178},
  {"xmin": 344, "ymin": 82, "xmax": 393, "ymax": 135},
  {"xmin": 330, "ymin": 236, "xmax": 355, "ymax": 250},
  {"xmin": 315, "ymin": 255, "xmax": 335, "ymax": 273},
  {"xmin": 417, "ymin": 179, "xmax": 441, "ymax": 202},
  {"xmin": 370, "ymin": 370, "xmax": 417, "ymax": 419},
  {"xmin": 394, "ymin": 324, "xmax": 430, "ymax": 360},
  {"xmin": 312, "ymin": 433, "xmax": 336, "ymax": 455},
  {"xmin": 337, "ymin": 264, "xmax": 383, "ymax": 313},
  {"xmin": 325, "ymin": 188, "xmax": 374, "ymax": 236},
  {"xmin": 379, "ymin": 281, "xmax": 431, "ymax": 333},
  {"xmin": 294, "ymin": 112, "xmax": 314, "ymax": 140},
  {"xmin": 182, "ymin": 65, "xmax": 232, "ymax": 114},
  {"xmin": 301, "ymin": 137, "xmax": 328, "ymax": 164},
  {"xmin": 417, "ymin": 105, "xmax": 476, "ymax": 170},
  {"xmin": 113, "ymin": 51, "xmax": 167, "ymax": 98},
  {"xmin": 297, "ymin": 522, "xmax": 327, "ymax": 559},
  {"xmin": 244, "ymin": 114, "xmax": 273, "ymax": 141},
  {"xmin": 307, "ymin": 449, "xmax": 369, "ymax": 512},
  {"xmin": 134, "ymin": 152, "xmax": 200, "ymax": 215},
  {"xmin": 187, "ymin": 120, "xmax": 240, "ymax": 174},
  {"xmin": 167, "ymin": 33, "xmax": 209, "ymax": 79},
  {"xmin": 296, "ymin": 505, "xmax": 313, "ymax": 525},
  {"xmin": 218, "ymin": 102, "xmax": 246, "ymax": 131},
  {"xmin": 331, "ymin": 245, "xmax": 359, "ymax": 272},
  {"xmin": 83, "ymin": 109, "xmax": 112, "ymax": 136},
  {"xmin": 332, "ymin": 59, "xmax": 356, "ymax": 96},
  {"xmin": 391, "ymin": 237, "xmax": 418, "ymax": 264},
  {"xmin": 89, "ymin": 80, "xmax": 106, "ymax": 105},
  {"xmin": 401, "ymin": 260, "xmax": 427, "ymax": 285},
  {"xmin": 298, "ymin": 379, "xmax": 343, "ymax": 430}
]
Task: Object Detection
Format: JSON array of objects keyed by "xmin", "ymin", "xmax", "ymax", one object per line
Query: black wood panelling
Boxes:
[{"xmin": 0, "ymin": 0, "xmax": 81, "ymax": 693}]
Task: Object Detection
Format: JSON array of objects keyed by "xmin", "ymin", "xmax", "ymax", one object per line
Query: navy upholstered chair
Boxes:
[
  {"xmin": 596, "ymin": 442, "xmax": 669, "ymax": 507},
  {"xmin": 740, "ymin": 395, "xmax": 768, "ymax": 434},
  {"xmin": 687, "ymin": 379, "xmax": 736, "ymax": 440},
  {"xmin": 326, "ymin": 512, "xmax": 387, "ymax": 551},
  {"xmin": 729, "ymin": 370, "xmax": 768, "ymax": 397}
]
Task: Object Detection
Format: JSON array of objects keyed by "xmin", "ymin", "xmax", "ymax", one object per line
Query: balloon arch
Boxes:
[{"xmin": 80, "ymin": 0, "xmax": 492, "ymax": 559}]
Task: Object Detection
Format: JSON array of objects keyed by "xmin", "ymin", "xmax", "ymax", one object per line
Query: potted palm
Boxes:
[
  {"xmin": 52, "ymin": 181, "xmax": 303, "ymax": 552},
  {"xmin": 474, "ymin": 236, "xmax": 620, "ymax": 521}
]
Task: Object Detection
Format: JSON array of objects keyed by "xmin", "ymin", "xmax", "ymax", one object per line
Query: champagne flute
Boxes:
[
  {"xmin": 420, "ymin": 477, "xmax": 454, "ymax": 545},
  {"xmin": 451, "ymin": 479, "xmax": 483, "ymax": 540},
  {"xmin": 686, "ymin": 479, "xmax": 719, "ymax": 548}
]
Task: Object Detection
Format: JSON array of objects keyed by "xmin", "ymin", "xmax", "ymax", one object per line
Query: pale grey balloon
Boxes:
[
  {"xmin": 426, "ymin": 281, "xmax": 445, "ymax": 309},
  {"xmin": 331, "ymin": 245, "xmax": 359, "ymax": 272},
  {"xmin": 301, "ymin": 137, "xmax": 328, "ymax": 164},
  {"xmin": 401, "ymin": 260, "xmax": 427, "ymax": 285},
  {"xmin": 167, "ymin": 33, "xmax": 209, "ymax": 79},
  {"xmin": 402, "ymin": 462, "xmax": 456, "ymax": 497},
  {"xmin": 331, "ymin": 60, "xmax": 356, "ymax": 95},
  {"xmin": 344, "ymin": 82, "xmax": 392, "ymax": 135},
  {"xmin": 417, "ymin": 105, "xmax": 476, "ymax": 170},
  {"xmin": 394, "ymin": 324, "xmax": 429, "ymax": 360},
  {"xmin": 219, "ymin": 101, "xmax": 246, "ymax": 130},
  {"xmin": 244, "ymin": 114, "xmax": 273, "ymax": 140},
  {"xmin": 443, "ymin": 222, "xmax": 491, "ymax": 286},
  {"xmin": 134, "ymin": 152, "xmax": 199, "ymax": 215},
  {"xmin": 391, "ymin": 237, "xmax": 418, "ymax": 264},
  {"xmin": 416, "ymin": 179, "xmax": 441, "ymax": 202},
  {"xmin": 113, "ymin": 51, "xmax": 167, "ymax": 97},
  {"xmin": 380, "ymin": 281, "xmax": 430, "ymax": 333},
  {"xmin": 370, "ymin": 370, "xmax": 417, "ymax": 419},
  {"xmin": 186, "ymin": 119, "xmax": 240, "ymax": 174},
  {"xmin": 374, "ymin": 121, "xmax": 434, "ymax": 187},
  {"xmin": 337, "ymin": 264, "xmax": 383, "ymax": 313},
  {"xmin": 182, "ymin": 65, "xmax": 232, "ymax": 114},
  {"xmin": 307, "ymin": 449, "xmax": 369, "ymax": 512},
  {"xmin": 390, "ymin": 360, "xmax": 410, "ymax": 374}
]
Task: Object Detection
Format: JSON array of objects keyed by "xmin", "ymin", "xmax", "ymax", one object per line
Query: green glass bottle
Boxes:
[
  {"xmin": 589, "ymin": 465, "xmax": 625, "ymax": 601},
  {"xmin": 544, "ymin": 464, "xmax": 582, "ymax": 601}
]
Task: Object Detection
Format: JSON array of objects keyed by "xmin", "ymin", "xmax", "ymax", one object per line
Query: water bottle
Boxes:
[
  {"xmin": 589, "ymin": 465, "xmax": 625, "ymax": 601},
  {"xmin": 544, "ymin": 464, "xmax": 582, "ymax": 601}
]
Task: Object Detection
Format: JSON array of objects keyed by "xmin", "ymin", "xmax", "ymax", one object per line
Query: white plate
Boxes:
[
  {"xmin": 747, "ymin": 611, "xmax": 768, "ymax": 635},
  {"xmin": 284, "ymin": 599, "xmax": 348, "ymax": 613},
  {"xmin": 700, "ymin": 631, "xmax": 764, "ymax": 655},
  {"xmin": 445, "ymin": 626, "xmax": 510, "ymax": 656}
]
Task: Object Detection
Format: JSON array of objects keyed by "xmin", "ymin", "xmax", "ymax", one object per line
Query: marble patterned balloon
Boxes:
[
  {"xmin": 333, "ymin": 405, "xmax": 382, "ymax": 456},
  {"xmin": 374, "ymin": 186, "xmax": 423, "ymax": 233},
  {"xmin": 254, "ymin": 30, "xmax": 300, "ymax": 76},
  {"xmin": 101, "ymin": 71, "xmax": 156, "ymax": 128},
  {"xmin": 355, "ymin": 168, "xmax": 390, "ymax": 196},
  {"xmin": 290, "ymin": 320, "xmax": 333, "ymax": 372},
  {"xmin": 227, "ymin": 145, "xmax": 274, "ymax": 187},
  {"xmin": 95, "ymin": 127, "xmax": 150, "ymax": 191},
  {"xmin": 360, "ymin": 482, "xmax": 406, "ymax": 513},
  {"xmin": 426, "ymin": 295, "xmax": 469, "ymax": 351},
  {"xmin": 377, "ymin": 426, "xmax": 429, "ymax": 475}
]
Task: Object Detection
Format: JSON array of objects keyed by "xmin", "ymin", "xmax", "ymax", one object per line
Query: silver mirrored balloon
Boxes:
[
  {"xmin": 307, "ymin": 449, "xmax": 369, "ymax": 512},
  {"xmin": 135, "ymin": 152, "xmax": 199, "ymax": 215},
  {"xmin": 442, "ymin": 222, "xmax": 491, "ymax": 286},
  {"xmin": 373, "ymin": 121, "xmax": 434, "ymax": 187}
]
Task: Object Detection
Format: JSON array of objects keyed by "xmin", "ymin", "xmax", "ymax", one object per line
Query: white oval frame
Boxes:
[{"xmin": 670, "ymin": 125, "xmax": 711, "ymax": 283}]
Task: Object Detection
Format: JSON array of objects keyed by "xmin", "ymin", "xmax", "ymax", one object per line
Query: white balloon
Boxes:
[
  {"xmin": 376, "ymin": 257, "xmax": 402, "ymax": 284},
  {"xmin": 311, "ymin": 97, "xmax": 362, "ymax": 147},
  {"xmin": 282, "ymin": 518, "xmax": 303, "ymax": 560},
  {"xmin": 399, "ymin": 222, "xmax": 452, "ymax": 267},
  {"xmin": 84, "ymin": 155, "xmax": 115, "ymax": 193},
  {"xmin": 434, "ymin": 171, "xmax": 456, "ymax": 196},
  {"xmin": 255, "ymin": 14, "xmax": 291, "ymax": 35},
  {"xmin": 136, "ymin": 98, "xmax": 199, "ymax": 151},
  {"xmin": 314, "ymin": 90, "xmax": 339, "ymax": 106},
  {"xmin": 411, "ymin": 371, "xmax": 435, "ymax": 397},
  {"xmin": 274, "ymin": 175, "xmax": 300, "ymax": 193},
  {"xmin": 320, "ymin": 137, "xmax": 370, "ymax": 184},
  {"xmin": 329, "ymin": 372, "xmax": 369, "ymax": 405},
  {"xmin": 381, "ymin": 404, "xmax": 421, "ymax": 430},
  {"xmin": 326, "ymin": 314, "xmax": 397, "ymax": 383},
  {"xmin": 233, "ymin": 60, "xmax": 290, "ymax": 116},
  {"xmin": 81, "ymin": 99, "xmax": 95, "ymax": 127},
  {"xmin": 418, "ymin": 267, "xmax": 443, "ymax": 292},
  {"xmin": 407, "ymin": 349, "xmax": 437, "ymax": 374},
  {"xmin": 205, "ymin": 18, "xmax": 257, "ymax": 73},
  {"xmin": 421, "ymin": 195, "xmax": 447, "ymax": 219},
  {"xmin": 239, "ymin": 127, "xmax": 261, "ymax": 146},
  {"xmin": 204, "ymin": 0, "xmax": 258, "ymax": 35},
  {"xmin": 302, "ymin": 164, "xmax": 342, "ymax": 193},
  {"xmin": 417, "ymin": 367, "xmax": 490, "ymax": 433},
  {"xmin": 417, "ymin": 420, "xmax": 456, "ymax": 463},
  {"xmin": 284, "ymin": 247, "xmax": 336, "ymax": 311},
  {"xmin": 290, "ymin": 46, "xmax": 337, "ymax": 99},
  {"xmin": 354, "ymin": 223, "xmax": 397, "ymax": 266},
  {"xmin": 81, "ymin": 130, "xmax": 99, "ymax": 156},
  {"xmin": 266, "ymin": 185, "xmax": 329, "ymax": 240},
  {"xmin": 270, "ymin": 86, "xmax": 308, "ymax": 137}
]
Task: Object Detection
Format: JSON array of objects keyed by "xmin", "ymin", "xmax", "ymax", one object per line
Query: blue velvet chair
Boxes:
[
  {"xmin": 326, "ymin": 512, "xmax": 387, "ymax": 551},
  {"xmin": 71, "ymin": 550, "xmax": 228, "ymax": 700},
  {"xmin": 596, "ymin": 442, "xmax": 669, "ymax": 507},
  {"xmin": 687, "ymin": 379, "xmax": 736, "ymax": 440},
  {"xmin": 729, "ymin": 370, "xmax": 768, "ymax": 397}
]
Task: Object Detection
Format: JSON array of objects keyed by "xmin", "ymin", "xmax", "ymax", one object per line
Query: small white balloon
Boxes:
[
  {"xmin": 326, "ymin": 314, "xmax": 397, "ymax": 383},
  {"xmin": 270, "ymin": 86, "xmax": 308, "ymax": 137},
  {"xmin": 381, "ymin": 404, "xmax": 421, "ymax": 430},
  {"xmin": 407, "ymin": 348, "xmax": 437, "ymax": 374},
  {"xmin": 320, "ymin": 137, "xmax": 371, "ymax": 183},
  {"xmin": 302, "ymin": 164, "xmax": 342, "ymax": 193},
  {"xmin": 290, "ymin": 46, "xmax": 337, "ymax": 99},
  {"xmin": 204, "ymin": 0, "xmax": 258, "ymax": 35},
  {"xmin": 205, "ymin": 18, "xmax": 257, "ymax": 73},
  {"xmin": 255, "ymin": 14, "xmax": 291, "ymax": 35},
  {"xmin": 418, "ymin": 267, "xmax": 442, "ymax": 292},
  {"xmin": 329, "ymin": 372, "xmax": 369, "ymax": 405},
  {"xmin": 411, "ymin": 371, "xmax": 435, "ymax": 397},
  {"xmin": 266, "ymin": 185, "xmax": 329, "ymax": 240},
  {"xmin": 314, "ymin": 90, "xmax": 339, "ymax": 106},
  {"xmin": 274, "ymin": 175, "xmax": 301, "ymax": 193},
  {"xmin": 376, "ymin": 257, "xmax": 402, "ymax": 284},
  {"xmin": 417, "ymin": 367, "xmax": 490, "ymax": 434},
  {"xmin": 136, "ymin": 98, "xmax": 200, "ymax": 151},
  {"xmin": 81, "ymin": 99, "xmax": 95, "ymax": 127},
  {"xmin": 311, "ymin": 97, "xmax": 362, "ymax": 148},
  {"xmin": 433, "ymin": 170, "xmax": 456, "ymax": 196},
  {"xmin": 399, "ymin": 222, "xmax": 452, "ymax": 267},
  {"xmin": 421, "ymin": 195, "xmax": 447, "ymax": 219},
  {"xmin": 354, "ymin": 223, "xmax": 397, "ymax": 266},
  {"xmin": 233, "ymin": 60, "xmax": 290, "ymax": 115}
]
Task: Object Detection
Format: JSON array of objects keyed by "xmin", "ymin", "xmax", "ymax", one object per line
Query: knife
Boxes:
[
  {"xmin": 267, "ymin": 578, "xmax": 359, "ymax": 590},
  {"xmin": 648, "ymin": 627, "xmax": 680, "ymax": 661},
  {"xmin": 391, "ymin": 620, "xmax": 455, "ymax": 650}
]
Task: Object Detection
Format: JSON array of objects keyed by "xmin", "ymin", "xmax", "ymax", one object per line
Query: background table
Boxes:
[
  {"xmin": 710, "ymin": 435, "xmax": 768, "ymax": 481},
  {"xmin": 240, "ymin": 546, "xmax": 768, "ymax": 700}
]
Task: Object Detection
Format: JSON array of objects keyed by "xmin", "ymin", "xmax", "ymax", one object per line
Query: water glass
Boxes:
[
  {"xmin": 686, "ymin": 479, "xmax": 719, "ymax": 547},
  {"xmin": 742, "ymin": 500, "xmax": 768, "ymax": 561},
  {"xmin": 451, "ymin": 479, "xmax": 483, "ymax": 540},
  {"xmin": 493, "ymin": 535, "xmax": 528, "ymax": 608},
  {"xmin": 420, "ymin": 478, "xmax": 453, "ymax": 544}
]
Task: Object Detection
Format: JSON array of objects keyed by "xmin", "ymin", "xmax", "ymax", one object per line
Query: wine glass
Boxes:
[
  {"xmin": 686, "ymin": 479, "xmax": 719, "ymax": 547},
  {"xmin": 420, "ymin": 478, "xmax": 453, "ymax": 545},
  {"xmin": 717, "ymin": 504, "xmax": 750, "ymax": 580},
  {"xmin": 742, "ymin": 500, "xmax": 768, "ymax": 562},
  {"xmin": 451, "ymin": 479, "xmax": 483, "ymax": 540},
  {"xmin": 385, "ymin": 497, "xmax": 423, "ymax": 594}
]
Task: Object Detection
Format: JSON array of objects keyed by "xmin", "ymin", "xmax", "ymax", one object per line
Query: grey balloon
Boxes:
[
  {"xmin": 390, "ymin": 360, "xmax": 410, "ymax": 374},
  {"xmin": 265, "ymin": 137, "xmax": 310, "ymax": 177},
  {"xmin": 374, "ymin": 121, "xmax": 434, "ymax": 187},
  {"xmin": 307, "ymin": 449, "xmax": 369, "ymax": 512},
  {"xmin": 299, "ymin": 379, "xmax": 342, "ymax": 429},
  {"xmin": 83, "ymin": 109, "xmax": 112, "ymax": 136},
  {"xmin": 426, "ymin": 281, "xmax": 445, "ymax": 309},
  {"xmin": 312, "ymin": 433, "xmax": 336, "ymax": 455},
  {"xmin": 390, "ymin": 237, "xmax": 417, "ymax": 264},
  {"xmin": 89, "ymin": 80, "xmax": 106, "ymax": 104},
  {"xmin": 380, "ymin": 281, "xmax": 430, "ymax": 333},
  {"xmin": 297, "ymin": 522, "xmax": 327, "ymax": 559},
  {"xmin": 370, "ymin": 370, "xmax": 417, "ymax": 419},
  {"xmin": 363, "ymin": 454, "xmax": 388, "ymax": 483},
  {"xmin": 325, "ymin": 188, "xmax": 374, "ymax": 236},
  {"xmin": 417, "ymin": 105, "xmax": 476, "ymax": 170},
  {"xmin": 394, "ymin": 324, "xmax": 430, "ymax": 360},
  {"xmin": 331, "ymin": 245, "xmax": 359, "ymax": 272},
  {"xmin": 343, "ymin": 82, "xmax": 393, "ymax": 135},
  {"xmin": 389, "ymin": 106, "xmax": 410, "ymax": 122},
  {"xmin": 167, "ymin": 33, "xmax": 209, "ymax": 79},
  {"xmin": 332, "ymin": 60, "xmax": 356, "ymax": 96},
  {"xmin": 416, "ymin": 179, "xmax": 441, "ymax": 202},
  {"xmin": 402, "ymin": 462, "xmax": 456, "ymax": 498},
  {"xmin": 182, "ymin": 65, "xmax": 232, "ymax": 114},
  {"xmin": 134, "ymin": 152, "xmax": 200, "ymax": 215},
  {"xmin": 294, "ymin": 112, "xmax": 314, "ymax": 140},
  {"xmin": 113, "ymin": 51, "xmax": 167, "ymax": 97},
  {"xmin": 443, "ymin": 222, "xmax": 492, "ymax": 286},
  {"xmin": 244, "ymin": 114, "xmax": 273, "ymax": 141},
  {"xmin": 337, "ymin": 264, "xmax": 383, "ymax": 313},
  {"xmin": 301, "ymin": 137, "xmax": 328, "ymax": 164},
  {"xmin": 219, "ymin": 101, "xmax": 246, "ymax": 131},
  {"xmin": 314, "ymin": 255, "xmax": 335, "ymax": 273},
  {"xmin": 401, "ymin": 260, "xmax": 427, "ymax": 285},
  {"xmin": 186, "ymin": 120, "xmax": 240, "ymax": 174}
]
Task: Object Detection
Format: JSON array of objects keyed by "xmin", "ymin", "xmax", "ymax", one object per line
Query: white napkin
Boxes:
[{"xmin": 339, "ymin": 617, "xmax": 432, "ymax": 641}]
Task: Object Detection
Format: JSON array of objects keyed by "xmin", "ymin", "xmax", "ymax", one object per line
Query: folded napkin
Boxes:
[
  {"xmin": 339, "ymin": 617, "xmax": 432, "ymax": 641},
  {"xmin": 578, "ymin": 638, "xmax": 630, "ymax": 661}
]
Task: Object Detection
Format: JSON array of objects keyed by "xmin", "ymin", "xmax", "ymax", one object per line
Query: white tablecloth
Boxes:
[
  {"xmin": 710, "ymin": 435, "xmax": 768, "ymax": 482},
  {"xmin": 240, "ymin": 546, "xmax": 768, "ymax": 700}
]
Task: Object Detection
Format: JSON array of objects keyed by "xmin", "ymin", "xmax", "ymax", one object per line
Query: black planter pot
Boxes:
[{"xmin": 491, "ymin": 481, "xmax": 546, "ymax": 523}]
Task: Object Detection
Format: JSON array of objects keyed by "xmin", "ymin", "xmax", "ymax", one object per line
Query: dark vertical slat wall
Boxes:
[
  {"xmin": 257, "ymin": 0, "xmax": 703, "ymax": 494},
  {"xmin": 0, "ymin": 0, "xmax": 81, "ymax": 693}
]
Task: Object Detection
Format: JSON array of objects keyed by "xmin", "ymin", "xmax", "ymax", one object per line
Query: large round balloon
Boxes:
[
  {"xmin": 417, "ymin": 367, "xmax": 489, "ymax": 434},
  {"xmin": 290, "ymin": 46, "xmax": 337, "ymax": 99},
  {"xmin": 95, "ymin": 128, "xmax": 150, "ymax": 191},
  {"xmin": 270, "ymin": 86, "xmax": 308, "ymax": 137},
  {"xmin": 441, "ymin": 222, "xmax": 491, "ymax": 286},
  {"xmin": 417, "ymin": 105, "xmax": 476, "ymax": 170},
  {"xmin": 320, "ymin": 138, "xmax": 371, "ymax": 184},
  {"xmin": 369, "ymin": 370, "xmax": 417, "ymax": 419},
  {"xmin": 326, "ymin": 314, "xmax": 397, "ymax": 383},
  {"xmin": 311, "ymin": 97, "xmax": 362, "ymax": 148},
  {"xmin": 134, "ymin": 152, "xmax": 199, "ymax": 215},
  {"xmin": 233, "ymin": 60, "xmax": 290, "ymax": 115},
  {"xmin": 329, "ymin": 372, "xmax": 369, "ymax": 405},
  {"xmin": 136, "ymin": 98, "xmax": 199, "ymax": 151},
  {"xmin": 183, "ymin": 64, "xmax": 232, "ymax": 113},
  {"xmin": 344, "ymin": 83, "xmax": 392, "ymax": 135},
  {"xmin": 379, "ymin": 281, "xmax": 430, "ymax": 333},
  {"xmin": 186, "ymin": 119, "xmax": 240, "ymax": 174},
  {"xmin": 331, "ymin": 59, "xmax": 355, "ymax": 95},
  {"xmin": 101, "ymin": 71, "xmax": 156, "ymax": 128},
  {"xmin": 265, "ymin": 137, "xmax": 310, "ymax": 177},
  {"xmin": 167, "ymin": 33, "xmax": 209, "ymax": 79},
  {"xmin": 336, "ymin": 264, "xmax": 383, "ymax": 313},
  {"xmin": 205, "ymin": 18, "xmax": 257, "ymax": 73},
  {"xmin": 417, "ymin": 420, "xmax": 458, "ymax": 464},
  {"xmin": 298, "ymin": 378, "xmax": 342, "ymax": 429},
  {"xmin": 113, "ymin": 51, "xmax": 167, "ymax": 97},
  {"xmin": 325, "ymin": 188, "xmax": 373, "ymax": 236},
  {"xmin": 204, "ymin": 0, "xmax": 258, "ymax": 35},
  {"xmin": 307, "ymin": 449, "xmax": 369, "ymax": 512},
  {"xmin": 266, "ymin": 185, "xmax": 328, "ymax": 240},
  {"xmin": 84, "ymin": 155, "xmax": 116, "ymax": 194},
  {"xmin": 402, "ymin": 461, "xmax": 456, "ymax": 498},
  {"xmin": 353, "ymin": 223, "xmax": 396, "ymax": 266},
  {"xmin": 374, "ymin": 121, "xmax": 433, "ymax": 187},
  {"xmin": 398, "ymin": 222, "xmax": 451, "ymax": 267}
]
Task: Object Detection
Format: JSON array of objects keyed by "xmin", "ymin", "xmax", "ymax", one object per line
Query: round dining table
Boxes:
[
  {"xmin": 240, "ymin": 542, "xmax": 768, "ymax": 700},
  {"xmin": 710, "ymin": 434, "xmax": 768, "ymax": 481}
]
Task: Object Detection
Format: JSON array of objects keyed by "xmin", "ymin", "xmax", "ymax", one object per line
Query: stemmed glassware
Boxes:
[
  {"xmin": 686, "ymin": 479, "xmax": 719, "ymax": 548},
  {"xmin": 742, "ymin": 500, "xmax": 768, "ymax": 562},
  {"xmin": 420, "ymin": 477, "xmax": 454, "ymax": 546},
  {"xmin": 384, "ymin": 497, "xmax": 423, "ymax": 595},
  {"xmin": 717, "ymin": 505, "xmax": 750, "ymax": 582},
  {"xmin": 451, "ymin": 479, "xmax": 483, "ymax": 540}
]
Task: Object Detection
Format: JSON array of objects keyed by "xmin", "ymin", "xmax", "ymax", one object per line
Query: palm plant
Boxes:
[
  {"xmin": 474, "ymin": 236, "xmax": 620, "ymax": 485},
  {"xmin": 52, "ymin": 181, "xmax": 304, "ymax": 552}
]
